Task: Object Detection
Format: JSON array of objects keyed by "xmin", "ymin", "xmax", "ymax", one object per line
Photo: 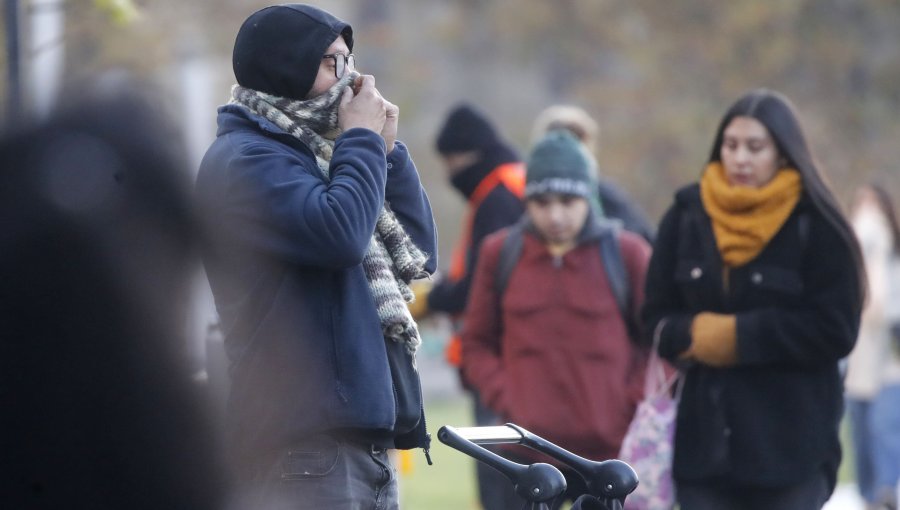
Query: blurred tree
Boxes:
[
  {"xmin": 94, "ymin": 0, "xmax": 139, "ymax": 26},
  {"xmin": 29, "ymin": 0, "xmax": 899, "ymax": 247},
  {"xmin": 477, "ymin": 0, "xmax": 900, "ymax": 218}
]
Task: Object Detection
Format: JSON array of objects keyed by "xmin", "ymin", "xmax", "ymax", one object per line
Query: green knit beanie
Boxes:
[{"xmin": 525, "ymin": 129, "xmax": 595, "ymax": 199}]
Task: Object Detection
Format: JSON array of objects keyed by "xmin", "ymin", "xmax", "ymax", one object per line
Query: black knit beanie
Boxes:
[
  {"xmin": 525, "ymin": 130, "xmax": 595, "ymax": 199},
  {"xmin": 232, "ymin": 4, "xmax": 354, "ymax": 100},
  {"xmin": 435, "ymin": 104, "xmax": 501, "ymax": 155}
]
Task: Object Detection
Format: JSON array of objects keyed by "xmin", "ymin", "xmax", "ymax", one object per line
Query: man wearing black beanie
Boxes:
[
  {"xmin": 196, "ymin": 5, "xmax": 437, "ymax": 509},
  {"xmin": 413, "ymin": 103, "xmax": 525, "ymax": 510},
  {"xmin": 426, "ymin": 104, "xmax": 524, "ymax": 323}
]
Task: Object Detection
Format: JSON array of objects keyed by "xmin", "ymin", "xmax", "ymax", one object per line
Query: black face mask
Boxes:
[{"xmin": 232, "ymin": 4, "xmax": 354, "ymax": 100}]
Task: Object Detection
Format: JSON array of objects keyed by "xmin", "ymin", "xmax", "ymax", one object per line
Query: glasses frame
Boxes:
[{"xmin": 322, "ymin": 53, "xmax": 355, "ymax": 79}]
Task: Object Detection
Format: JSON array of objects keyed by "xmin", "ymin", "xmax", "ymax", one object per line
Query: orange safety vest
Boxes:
[{"xmin": 445, "ymin": 162, "xmax": 525, "ymax": 367}]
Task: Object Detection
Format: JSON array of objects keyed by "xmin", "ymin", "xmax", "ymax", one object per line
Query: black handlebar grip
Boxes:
[
  {"xmin": 505, "ymin": 424, "xmax": 638, "ymax": 499},
  {"xmin": 437, "ymin": 425, "xmax": 567, "ymax": 504}
]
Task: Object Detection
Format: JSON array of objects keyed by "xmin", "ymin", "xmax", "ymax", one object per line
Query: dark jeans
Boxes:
[
  {"xmin": 871, "ymin": 384, "xmax": 900, "ymax": 505},
  {"xmin": 676, "ymin": 470, "xmax": 830, "ymax": 510},
  {"xmin": 848, "ymin": 397, "xmax": 877, "ymax": 503},
  {"xmin": 237, "ymin": 435, "xmax": 398, "ymax": 510}
]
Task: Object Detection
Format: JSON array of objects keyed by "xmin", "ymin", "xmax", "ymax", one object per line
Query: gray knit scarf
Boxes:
[{"xmin": 229, "ymin": 73, "xmax": 428, "ymax": 356}]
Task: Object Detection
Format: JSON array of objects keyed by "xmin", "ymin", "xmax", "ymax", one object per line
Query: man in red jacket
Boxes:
[{"xmin": 461, "ymin": 130, "xmax": 652, "ymax": 509}]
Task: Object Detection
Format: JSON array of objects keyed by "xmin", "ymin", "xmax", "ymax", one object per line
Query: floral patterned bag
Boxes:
[{"xmin": 618, "ymin": 324, "xmax": 681, "ymax": 510}]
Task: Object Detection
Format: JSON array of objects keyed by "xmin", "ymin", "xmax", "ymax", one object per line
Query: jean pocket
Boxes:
[{"xmin": 280, "ymin": 437, "xmax": 341, "ymax": 480}]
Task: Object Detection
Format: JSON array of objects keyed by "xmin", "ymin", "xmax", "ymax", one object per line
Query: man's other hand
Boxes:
[{"xmin": 339, "ymin": 75, "xmax": 386, "ymax": 135}]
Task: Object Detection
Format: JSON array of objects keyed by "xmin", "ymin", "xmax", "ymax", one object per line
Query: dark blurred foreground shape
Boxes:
[{"xmin": 0, "ymin": 90, "xmax": 227, "ymax": 509}]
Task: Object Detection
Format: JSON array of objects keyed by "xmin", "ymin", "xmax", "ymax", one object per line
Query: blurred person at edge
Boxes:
[
  {"xmin": 531, "ymin": 105, "xmax": 656, "ymax": 243},
  {"xmin": 0, "ymin": 91, "xmax": 226, "ymax": 509},
  {"xmin": 461, "ymin": 130, "xmax": 652, "ymax": 509},
  {"xmin": 846, "ymin": 183, "xmax": 900, "ymax": 510},
  {"xmin": 195, "ymin": 4, "xmax": 437, "ymax": 510},
  {"xmin": 642, "ymin": 89, "xmax": 865, "ymax": 510},
  {"xmin": 409, "ymin": 103, "xmax": 526, "ymax": 510}
]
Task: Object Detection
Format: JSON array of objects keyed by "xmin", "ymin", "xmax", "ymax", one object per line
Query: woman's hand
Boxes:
[{"xmin": 683, "ymin": 312, "xmax": 738, "ymax": 367}]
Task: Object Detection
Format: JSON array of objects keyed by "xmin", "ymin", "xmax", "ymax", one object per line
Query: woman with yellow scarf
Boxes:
[{"xmin": 642, "ymin": 89, "xmax": 865, "ymax": 510}]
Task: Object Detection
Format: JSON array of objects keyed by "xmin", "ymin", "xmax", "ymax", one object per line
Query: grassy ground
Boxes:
[
  {"xmin": 839, "ymin": 413, "xmax": 855, "ymax": 485},
  {"xmin": 399, "ymin": 394, "xmax": 480, "ymax": 509}
]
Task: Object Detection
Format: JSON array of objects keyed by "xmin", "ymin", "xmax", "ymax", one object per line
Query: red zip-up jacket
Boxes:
[{"xmin": 461, "ymin": 215, "xmax": 651, "ymax": 464}]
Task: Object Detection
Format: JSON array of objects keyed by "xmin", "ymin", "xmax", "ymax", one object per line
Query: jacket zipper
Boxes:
[{"xmin": 421, "ymin": 402, "xmax": 433, "ymax": 465}]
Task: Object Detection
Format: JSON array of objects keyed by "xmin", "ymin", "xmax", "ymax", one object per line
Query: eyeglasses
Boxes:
[{"xmin": 322, "ymin": 53, "xmax": 355, "ymax": 79}]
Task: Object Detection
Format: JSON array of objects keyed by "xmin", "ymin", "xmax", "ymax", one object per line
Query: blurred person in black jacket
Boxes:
[
  {"xmin": 419, "ymin": 103, "xmax": 526, "ymax": 510},
  {"xmin": 0, "ymin": 89, "xmax": 226, "ymax": 510}
]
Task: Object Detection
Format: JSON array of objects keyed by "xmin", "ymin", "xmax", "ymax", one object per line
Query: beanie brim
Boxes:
[{"xmin": 524, "ymin": 178, "xmax": 593, "ymax": 199}]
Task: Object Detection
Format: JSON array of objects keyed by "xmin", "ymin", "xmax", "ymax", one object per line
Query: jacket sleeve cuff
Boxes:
[
  {"xmin": 386, "ymin": 141, "xmax": 410, "ymax": 175},
  {"xmin": 657, "ymin": 314, "xmax": 693, "ymax": 360},
  {"xmin": 339, "ymin": 127, "xmax": 387, "ymax": 149}
]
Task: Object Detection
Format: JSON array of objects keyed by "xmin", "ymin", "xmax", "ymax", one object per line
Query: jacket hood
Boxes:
[{"xmin": 232, "ymin": 4, "xmax": 353, "ymax": 100}]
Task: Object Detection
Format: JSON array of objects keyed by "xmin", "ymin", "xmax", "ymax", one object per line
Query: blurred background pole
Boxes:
[
  {"xmin": 30, "ymin": 0, "xmax": 66, "ymax": 118},
  {"xmin": 4, "ymin": 0, "xmax": 22, "ymax": 122}
]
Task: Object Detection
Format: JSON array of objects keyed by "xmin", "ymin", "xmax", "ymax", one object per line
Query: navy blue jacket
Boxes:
[
  {"xmin": 642, "ymin": 184, "xmax": 860, "ymax": 491},
  {"xmin": 196, "ymin": 105, "xmax": 437, "ymax": 462}
]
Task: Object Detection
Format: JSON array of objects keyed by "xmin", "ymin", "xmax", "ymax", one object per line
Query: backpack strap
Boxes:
[
  {"xmin": 494, "ymin": 221, "xmax": 526, "ymax": 297},
  {"xmin": 598, "ymin": 222, "xmax": 638, "ymax": 342},
  {"xmin": 600, "ymin": 224, "xmax": 631, "ymax": 333}
]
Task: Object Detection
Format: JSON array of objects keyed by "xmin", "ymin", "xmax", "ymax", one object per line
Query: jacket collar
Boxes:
[
  {"xmin": 216, "ymin": 104, "xmax": 315, "ymax": 158},
  {"xmin": 217, "ymin": 104, "xmax": 282, "ymax": 135}
]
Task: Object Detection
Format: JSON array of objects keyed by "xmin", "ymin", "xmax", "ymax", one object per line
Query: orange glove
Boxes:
[
  {"xmin": 406, "ymin": 279, "xmax": 433, "ymax": 321},
  {"xmin": 682, "ymin": 312, "xmax": 738, "ymax": 367}
]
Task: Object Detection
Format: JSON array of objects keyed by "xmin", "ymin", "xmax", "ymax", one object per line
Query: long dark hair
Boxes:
[{"xmin": 707, "ymin": 88, "xmax": 867, "ymax": 304}]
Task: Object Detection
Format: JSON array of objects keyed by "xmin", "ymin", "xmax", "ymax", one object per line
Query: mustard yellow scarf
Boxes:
[{"xmin": 700, "ymin": 162, "xmax": 802, "ymax": 267}]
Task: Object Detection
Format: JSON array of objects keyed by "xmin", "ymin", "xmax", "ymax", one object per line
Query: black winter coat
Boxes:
[
  {"xmin": 427, "ymin": 145, "xmax": 524, "ymax": 314},
  {"xmin": 642, "ymin": 184, "xmax": 861, "ymax": 491}
]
